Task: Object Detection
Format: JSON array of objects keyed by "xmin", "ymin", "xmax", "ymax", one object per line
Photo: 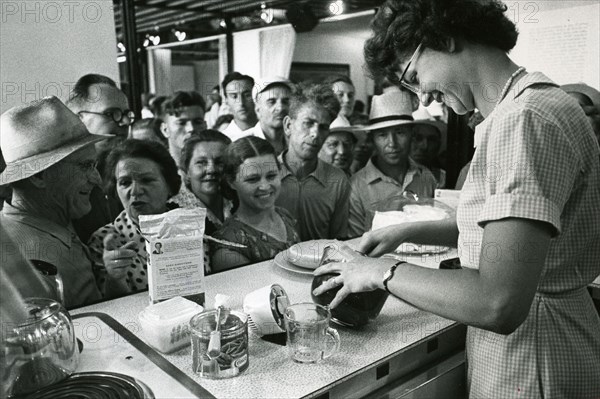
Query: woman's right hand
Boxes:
[
  {"xmin": 102, "ymin": 233, "xmax": 138, "ymax": 280},
  {"xmin": 358, "ymin": 224, "xmax": 410, "ymax": 257}
]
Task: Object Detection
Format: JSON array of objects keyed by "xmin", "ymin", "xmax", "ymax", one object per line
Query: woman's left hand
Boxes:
[{"xmin": 312, "ymin": 257, "xmax": 397, "ymax": 308}]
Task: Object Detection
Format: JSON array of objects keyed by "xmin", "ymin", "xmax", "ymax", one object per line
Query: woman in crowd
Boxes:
[
  {"xmin": 212, "ymin": 136, "xmax": 300, "ymax": 272},
  {"xmin": 314, "ymin": 0, "xmax": 600, "ymax": 397},
  {"xmin": 88, "ymin": 139, "xmax": 181, "ymax": 298},
  {"xmin": 175, "ymin": 130, "xmax": 234, "ymax": 235}
]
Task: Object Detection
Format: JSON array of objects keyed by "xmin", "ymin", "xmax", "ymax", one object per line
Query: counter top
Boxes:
[{"xmin": 72, "ymin": 247, "xmax": 462, "ymax": 398}]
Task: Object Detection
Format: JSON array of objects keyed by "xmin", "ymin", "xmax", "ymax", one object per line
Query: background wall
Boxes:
[
  {"xmin": 293, "ymin": 13, "xmax": 374, "ymax": 106},
  {"xmin": 1, "ymin": 1, "xmax": 119, "ymax": 113},
  {"xmin": 507, "ymin": 0, "xmax": 599, "ymax": 89}
]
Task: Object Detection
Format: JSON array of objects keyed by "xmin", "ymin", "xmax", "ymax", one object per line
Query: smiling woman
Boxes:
[
  {"xmin": 87, "ymin": 139, "xmax": 181, "ymax": 299},
  {"xmin": 211, "ymin": 136, "xmax": 300, "ymax": 272}
]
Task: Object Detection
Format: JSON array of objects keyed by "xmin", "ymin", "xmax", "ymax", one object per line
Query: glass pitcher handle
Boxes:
[{"xmin": 322, "ymin": 327, "xmax": 340, "ymax": 359}]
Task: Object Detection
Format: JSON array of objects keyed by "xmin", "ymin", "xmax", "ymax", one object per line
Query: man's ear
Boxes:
[
  {"xmin": 160, "ymin": 120, "xmax": 170, "ymax": 139},
  {"xmin": 28, "ymin": 171, "xmax": 47, "ymax": 189},
  {"xmin": 283, "ymin": 115, "xmax": 292, "ymax": 138}
]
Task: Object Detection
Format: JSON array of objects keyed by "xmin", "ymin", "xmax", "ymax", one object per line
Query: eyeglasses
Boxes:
[
  {"xmin": 78, "ymin": 109, "xmax": 135, "ymax": 126},
  {"xmin": 396, "ymin": 42, "xmax": 423, "ymax": 95}
]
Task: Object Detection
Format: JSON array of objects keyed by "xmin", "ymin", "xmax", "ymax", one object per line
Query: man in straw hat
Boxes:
[
  {"xmin": 348, "ymin": 91, "xmax": 437, "ymax": 238},
  {"xmin": 318, "ymin": 125, "xmax": 361, "ymax": 177},
  {"xmin": 0, "ymin": 96, "xmax": 106, "ymax": 308}
]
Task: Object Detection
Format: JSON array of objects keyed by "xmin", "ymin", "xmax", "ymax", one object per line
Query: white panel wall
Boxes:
[
  {"xmin": 292, "ymin": 14, "xmax": 374, "ymax": 105},
  {"xmin": 507, "ymin": 0, "xmax": 600, "ymax": 89},
  {"xmin": 1, "ymin": 1, "xmax": 119, "ymax": 113}
]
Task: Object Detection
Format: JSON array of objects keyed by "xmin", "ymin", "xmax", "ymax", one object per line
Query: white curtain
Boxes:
[
  {"xmin": 147, "ymin": 49, "xmax": 172, "ymax": 95},
  {"xmin": 259, "ymin": 26, "xmax": 296, "ymax": 78},
  {"xmin": 218, "ymin": 36, "xmax": 228, "ymax": 90}
]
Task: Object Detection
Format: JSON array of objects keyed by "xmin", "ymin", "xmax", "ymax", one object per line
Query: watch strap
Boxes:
[{"xmin": 383, "ymin": 261, "xmax": 406, "ymax": 293}]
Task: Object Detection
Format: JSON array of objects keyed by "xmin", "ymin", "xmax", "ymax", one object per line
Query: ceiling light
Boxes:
[
  {"xmin": 260, "ymin": 8, "xmax": 273, "ymax": 23},
  {"xmin": 219, "ymin": 19, "xmax": 227, "ymax": 28},
  {"xmin": 150, "ymin": 35, "xmax": 160, "ymax": 45},
  {"xmin": 143, "ymin": 37, "xmax": 150, "ymax": 47},
  {"xmin": 261, "ymin": 2, "xmax": 266, "ymax": 9},
  {"xmin": 329, "ymin": 0, "xmax": 344, "ymax": 16},
  {"xmin": 117, "ymin": 42, "xmax": 126, "ymax": 52},
  {"xmin": 174, "ymin": 30, "xmax": 187, "ymax": 41}
]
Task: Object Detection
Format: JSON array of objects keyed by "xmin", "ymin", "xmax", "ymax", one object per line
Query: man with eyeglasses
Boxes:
[
  {"xmin": 67, "ymin": 74, "xmax": 134, "ymax": 138},
  {"xmin": 67, "ymin": 74, "xmax": 132, "ymax": 242}
]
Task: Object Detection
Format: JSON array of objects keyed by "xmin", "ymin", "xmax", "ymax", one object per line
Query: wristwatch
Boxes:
[{"xmin": 382, "ymin": 261, "xmax": 406, "ymax": 293}]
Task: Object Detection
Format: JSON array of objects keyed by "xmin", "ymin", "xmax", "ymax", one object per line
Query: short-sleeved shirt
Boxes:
[
  {"xmin": 229, "ymin": 122, "xmax": 266, "ymax": 142},
  {"xmin": 457, "ymin": 72, "xmax": 600, "ymax": 398},
  {"xmin": 1, "ymin": 203, "xmax": 102, "ymax": 309},
  {"xmin": 348, "ymin": 157, "xmax": 437, "ymax": 237},
  {"xmin": 276, "ymin": 152, "xmax": 350, "ymax": 241},
  {"xmin": 212, "ymin": 207, "xmax": 300, "ymax": 267}
]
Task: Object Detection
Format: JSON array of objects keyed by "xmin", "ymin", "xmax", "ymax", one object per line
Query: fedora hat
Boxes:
[
  {"xmin": 358, "ymin": 91, "xmax": 416, "ymax": 132},
  {"xmin": 561, "ymin": 83, "xmax": 600, "ymax": 111},
  {"xmin": 0, "ymin": 96, "xmax": 107, "ymax": 185}
]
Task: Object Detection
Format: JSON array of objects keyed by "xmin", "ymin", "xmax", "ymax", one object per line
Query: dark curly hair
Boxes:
[
  {"xmin": 224, "ymin": 136, "xmax": 280, "ymax": 182},
  {"xmin": 104, "ymin": 139, "xmax": 181, "ymax": 198},
  {"xmin": 289, "ymin": 83, "xmax": 341, "ymax": 122},
  {"xmin": 364, "ymin": 0, "xmax": 519, "ymax": 83}
]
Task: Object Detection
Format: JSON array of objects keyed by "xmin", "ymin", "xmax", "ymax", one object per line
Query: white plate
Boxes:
[
  {"xmin": 283, "ymin": 239, "xmax": 340, "ymax": 269},
  {"xmin": 395, "ymin": 243, "xmax": 450, "ymax": 254},
  {"xmin": 273, "ymin": 252, "xmax": 314, "ymax": 275}
]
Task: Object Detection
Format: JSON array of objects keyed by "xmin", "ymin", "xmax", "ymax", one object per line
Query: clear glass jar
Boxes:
[
  {"xmin": 2, "ymin": 298, "xmax": 79, "ymax": 397},
  {"xmin": 190, "ymin": 310, "xmax": 248, "ymax": 379}
]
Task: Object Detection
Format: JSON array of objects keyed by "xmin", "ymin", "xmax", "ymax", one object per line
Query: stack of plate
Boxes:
[{"xmin": 273, "ymin": 240, "xmax": 339, "ymax": 275}]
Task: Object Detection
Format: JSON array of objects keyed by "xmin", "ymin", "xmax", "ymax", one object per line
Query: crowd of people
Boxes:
[
  {"xmin": 1, "ymin": 68, "xmax": 468, "ymax": 306},
  {"xmin": 1, "ymin": 0, "xmax": 599, "ymax": 396},
  {"xmin": 1, "ymin": 63, "xmax": 599, "ymax": 308}
]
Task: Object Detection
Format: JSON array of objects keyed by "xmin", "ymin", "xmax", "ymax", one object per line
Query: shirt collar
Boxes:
[
  {"xmin": 2, "ymin": 203, "xmax": 75, "ymax": 248},
  {"xmin": 278, "ymin": 151, "xmax": 328, "ymax": 187},
  {"xmin": 364, "ymin": 157, "xmax": 423, "ymax": 184}
]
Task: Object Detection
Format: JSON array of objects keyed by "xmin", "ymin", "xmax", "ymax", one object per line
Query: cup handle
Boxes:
[{"xmin": 322, "ymin": 327, "xmax": 340, "ymax": 359}]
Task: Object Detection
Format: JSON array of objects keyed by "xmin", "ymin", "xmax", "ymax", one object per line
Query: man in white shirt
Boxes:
[
  {"xmin": 221, "ymin": 72, "xmax": 257, "ymax": 139},
  {"xmin": 232, "ymin": 76, "xmax": 291, "ymax": 154}
]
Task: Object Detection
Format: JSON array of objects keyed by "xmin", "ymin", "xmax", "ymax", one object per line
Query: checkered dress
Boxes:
[{"xmin": 457, "ymin": 72, "xmax": 600, "ymax": 398}]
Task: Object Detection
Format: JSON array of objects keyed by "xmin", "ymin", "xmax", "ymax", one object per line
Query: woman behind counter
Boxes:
[
  {"xmin": 314, "ymin": 0, "xmax": 600, "ymax": 397},
  {"xmin": 212, "ymin": 137, "xmax": 300, "ymax": 272},
  {"xmin": 88, "ymin": 139, "xmax": 181, "ymax": 298}
]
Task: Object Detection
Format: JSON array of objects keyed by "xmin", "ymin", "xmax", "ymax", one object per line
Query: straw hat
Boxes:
[
  {"xmin": 412, "ymin": 119, "xmax": 448, "ymax": 154},
  {"xmin": 358, "ymin": 91, "xmax": 416, "ymax": 132},
  {"xmin": 252, "ymin": 76, "xmax": 292, "ymax": 102},
  {"xmin": 561, "ymin": 83, "xmax": 600, "ymax": 112},
  {"xmin": 0, "ymin": 96, "xmax": 106, "ymax": 185}
]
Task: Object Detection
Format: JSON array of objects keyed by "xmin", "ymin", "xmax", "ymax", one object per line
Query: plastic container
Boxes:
[
  {"xmin": 138, "ymin": 296, "xmax": 203, "ymax": 353},
  {"xmin": 190, "ymin": 310, "xmax": 248, "ymax": 379}
]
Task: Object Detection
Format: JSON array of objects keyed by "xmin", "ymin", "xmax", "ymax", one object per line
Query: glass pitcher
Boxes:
[{"xmin": 1, "ymin": 298, "xmax": 79, "ymax": 397}]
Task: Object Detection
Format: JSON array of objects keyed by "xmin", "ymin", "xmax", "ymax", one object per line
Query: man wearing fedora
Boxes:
[
  {"xmin": 348, "ymin": 91, "xmax": 438, "ymax": 238},
  {"xmin": 0, "ymin": 96, "xmax": 105, "ymax": 308},
  {"xmin": 318, "ymin": 126, "xmax": 360, "ymax": 177}
]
